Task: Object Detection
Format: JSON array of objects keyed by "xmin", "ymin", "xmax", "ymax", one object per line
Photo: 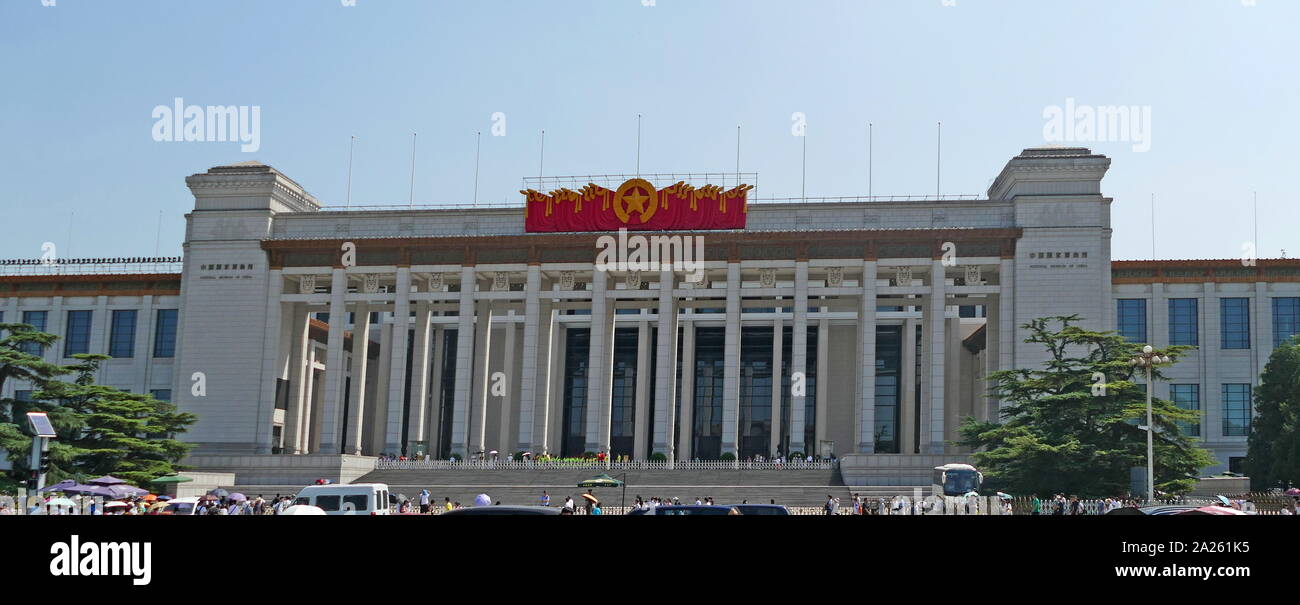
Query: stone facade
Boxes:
[{"xmin": 4, "ymin": 148, "xmax": 1298, "ymax": 477}]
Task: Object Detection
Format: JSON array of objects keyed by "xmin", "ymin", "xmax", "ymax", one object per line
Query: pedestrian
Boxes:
[
  {"xmin": 825, "ymin": 494, "xmax": 835, "ymax": 516},
  {"xmin": 540, "ymin": 490, "xmax": 550, "ymax": 507},
  {"xmin": 444, "ymin": 497, "xmax": 453, "ymax": 512},
  {"xmin": 562, "ymin": 495, "xmax": 575, "ymax": 513},
  {"xmin": 419, "ymin": 489, "xmax": 431, "ymax": 513}
]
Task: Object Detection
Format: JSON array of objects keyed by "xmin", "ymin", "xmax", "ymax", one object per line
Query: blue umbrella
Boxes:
[
  {"xmin": 88, "ymin": 475, "xmax": 130, "ymax": 486},
  {"xmin": 66, "ymin": 484, "xmax": 118, "ymax": 497},
  {"xmin": 37, "ymin": 479, "xmax": 79, "ymax": 493},
  {"xmin": 106, "ymin": 484, "xmax": 148, "ymax": 498}
]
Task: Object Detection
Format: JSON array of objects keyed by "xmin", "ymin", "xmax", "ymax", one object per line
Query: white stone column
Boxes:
[
  {"xmin": 346, "ymin": 301, "xmax": 372, "ymax": 455},
  {"xmin": 790, "ymin": 261, "xmax": 809, "ymax": 455},
  {"xmin": 722, "ymin": 262, "xmax": 741, "ymax": 456},
  {"xmin": 45, "ymin": 297, "xmax": 64, "ymax": 363},
  {"xmin": 302, "ymin": 345, "xmax": 318, "ymax": 453},
  {"xmin": 529, "ymin": 302, "xmax": 555, "ymax": 453},
  {"xmin": 284, "ymin": 304, "xmax": 312, "ymax": 454},
  {"xmin": 857, "ymin": 260, "xmax": 878, "ymax": 452},
  {"xmin": 926, "ymin": 260, "xmax": 947, "ymax": 454},
  {"xmin": 633, "ymin": 320, "xmax": 651, "ymax": 458},
  {"xmin": 319, "ymin": 269, "xmax": 348, "ymax": 454},
  {"xmin": 469, "ymin": 299, "xmax": 494, "ymax": 457},
  {"xmin": 653, "ymin": 269, "xmax": 679, "ymax": 461},
  {"xmin": 1202, "ymin": 282, "xmax": 1220, "ymax": 439},
  {"xmin": 769, "ymin": 317, "xmax": 783, "ymax": 457},
  {"xmin": 133, "ymin": 295, "xmax": 155, "ymax": 395},
  {"xmin": 518, "ymin": 266, "xmax": 543, "ymax": 452},
  {"xmin": 450, "ymin": 267, "xmax": 477, "ymax": 457},
  {"xmin": 997, "ymin": 259, "xmax": 1015, "ymax": 419},
  {"xmin": 427, "ymin": 325, "xmax": 445, "ymax": 455},
  {"xmin": 677, "ymin": 320, "xmax": 695, "ymax": 460},
  {"xmin": 901, "ymin": 318, "xmax": 918, "ymax": 454},
  {"xmin": 407, "ymin": 301, "xmax": 433, "ymax": 455},
  {"xmin": 585, "ymin": 270, "xmax": 614, "ymax": 453},
  {"xmin": 815, "ymin": 317, "xmax": 830, "ymax": 454},
  {"xmin": 1152, "ymin": 283, "xmax": 1167, "ymax": 347},
  {"xmin": 256, "ymin": 270, "xmax": 286, "ymax": 454},
  {"xmin": 385, "ymin": 267, "xmax": 412, "ymax": 453},
  {"xmin": 498, "ymin": 316, "xmax": 517, "ymax": 453},
  {"xmin": 370, "ymin": 321, "xmax": 394, "ymax": 455}
]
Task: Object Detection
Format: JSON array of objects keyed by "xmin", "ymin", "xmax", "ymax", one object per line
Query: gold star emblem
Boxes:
[{"xmin": 613, "ymin": 178, "xmax": 659, "ymax": 224}]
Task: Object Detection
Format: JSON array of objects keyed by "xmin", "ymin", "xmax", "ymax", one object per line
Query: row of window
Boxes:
[
  {"xmin": 1117, "ymin": 297, "xmax": 1300, "ymax": 349},
  {"xmin": 1169, "ymin": 383, "xmax": 1253, "ymax": 437},
  {"xmin": 2, "ymin": 309, "xmax": 178, "ymax": 359}
]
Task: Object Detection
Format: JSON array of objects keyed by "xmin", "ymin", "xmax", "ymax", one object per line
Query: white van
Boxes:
[
  {"xmin": 162, "ymin": 497, "xmax": 202, "ymax": 515},
  {"xmin": 292, "ymin": 483, "xmax": 390, "ymax": 515}
]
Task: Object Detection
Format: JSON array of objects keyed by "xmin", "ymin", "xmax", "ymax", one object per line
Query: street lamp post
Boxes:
[{"xmin": 1129, "ymin": 345, "xmax": 1171, "ymax": 504}]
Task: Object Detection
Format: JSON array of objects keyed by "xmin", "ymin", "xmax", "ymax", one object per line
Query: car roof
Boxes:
[
  {"xmin": 655, "ymin": 505, "xmax": 737, "ymax": 510},
  {"xmin": 441, "ymin": 505, "xmax": 561, "ymax": 515}
]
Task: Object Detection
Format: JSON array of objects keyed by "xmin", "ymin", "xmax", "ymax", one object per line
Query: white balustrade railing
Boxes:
[{"xmin": 373, "ymin": 459, "xmax": 838, "ymax": 471}]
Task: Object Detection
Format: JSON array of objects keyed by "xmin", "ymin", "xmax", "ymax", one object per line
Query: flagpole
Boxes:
[
  {"xmin": 868, "ymin": 122, "xmax": 873, "ymax": 199},
  {"xmin": 539, "ymin": 129, "xmax": 545, "ymax": 178},
  {"xmin": 409, "ymin": 132, "xmax": 417, "ymax": 207},
  {"xmin": 346, "ymin": 135, "xmax": 356, "ymax": 209},
  {"xmin": 473, "ymin": 131, "xmax": 481, "ymax": 204},
  {"xmin": 936, "ymin": 121, "xmax": 942, "ymax": 198},
  {"xmin": 735, "ymin": 125, "xmax": 741, "ymax": 187},
  {"xmin": 636, "ymin": 114, "xmax": 642, "ymax": 177}
]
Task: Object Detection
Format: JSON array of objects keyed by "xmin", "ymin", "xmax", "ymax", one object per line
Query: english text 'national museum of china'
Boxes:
[{"xmin": 3, "ymin": 146, "xmax": 1297, "ymax": 483}]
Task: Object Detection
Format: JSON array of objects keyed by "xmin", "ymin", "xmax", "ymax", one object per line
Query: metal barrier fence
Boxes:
[{"xmin": 374, "ymin": 459, "xmax": 838, "ymax": 471}]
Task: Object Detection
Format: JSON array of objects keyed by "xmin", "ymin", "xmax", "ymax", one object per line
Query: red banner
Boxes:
[{"xmin": 522, "ymin": 178, "xmax": 752, "ymax": 232}]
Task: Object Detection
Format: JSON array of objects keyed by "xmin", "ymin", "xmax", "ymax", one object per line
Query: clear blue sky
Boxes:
[{"xmin": 1, "ymin": 0, "xmax": 1295, "ymax": 261}]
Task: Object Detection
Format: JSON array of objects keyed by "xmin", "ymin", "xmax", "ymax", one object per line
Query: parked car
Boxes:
[
  {"xmin": 626, "ymin": 505, "xmax": 740, "ymax": 516},
  {"xmin": 726, "ymin": 504, "xmax": 789, "ymax": 515},
  {"xmin": 440, "ymin": 505, "xmax": 562, "ymax": 516}
]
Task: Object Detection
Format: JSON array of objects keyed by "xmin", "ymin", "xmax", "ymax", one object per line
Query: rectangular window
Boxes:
[
  {"xmin": 314, "ymin": 495, "xmax": 340, "ymax": 511},
  {"xmin": 109, "ymin": 310, "xmax": 137, "ymax": 358},
  {"xmin": 1117, "ymin": 299, "xmax": 1147, "ymax": 343},
  {"xmin": 153, "ymin": 309, "xmax": 178, "ymax": 357},
  {"xmin": 64, "ymin": 310, "xmax": 93, "ymax": 357},
  {"xmin": 150, "ymin": 389, "xmax": 172, "ymax": 402},
  {"xmin": 1222, "ymin": 384, "xmax": 1251, "ymax": 437},
  {"xmin": 1169, "ymin": 384, "xmax": 1200, "ymax": 437},
  {"xmin": 1273, "ymin": 297, "xmax": 1300, "ymax": 348},
  {"xmin": 1221, "ymin": 298, "xmax": 1250, "ymax": 349},
  {"xmin": 1168, "ymin": 298, "xmax": 1198, "ymax": 346},
  {"xmin": 20, "ymin": 311, "xmax": 48, "ymax": 356}
]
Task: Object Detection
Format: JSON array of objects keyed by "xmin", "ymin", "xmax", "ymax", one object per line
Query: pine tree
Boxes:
[
  {"xmin": 1244, "ymin": 337, "xmax": 1300, "ymax": 491},
  {"xmin": 40, "ymin": 355, "xmax": 197, "ymax": 487},
  {"xmin": 0, "ymin": 323, "xmax": 81, "ymax": 492},
  {"xmin": 959, "ymin": 315, "xmax": 1215, "ymax": 498}
]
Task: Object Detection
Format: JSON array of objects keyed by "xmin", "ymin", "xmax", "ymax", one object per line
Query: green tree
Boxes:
[
  {"xmin": 1, "ymin": 324, "xmax": 197, "ymax": 492},
  {"xmin": 1244, "ymin": 336, "xmax": 1300, "ymax": 491},
  {"xmin": 958, "ymin": 315, "xmax": 1215, "ymax": 498},
  {"xmin": 0, "ymin": 323, "xmax": 80, "ymax": 492},
  {"xmin": 39, "ymin": 355, "xmax": 197, "ymax": 487}
]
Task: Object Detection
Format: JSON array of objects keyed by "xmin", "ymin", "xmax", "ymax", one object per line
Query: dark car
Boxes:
[
  {"xmin": 726, "ymin": 504, "xmax": 789, "ymax": 516},
  {"xmin": 626, "ymin": 505, "xmax": 740, "ymax": 516},
  {"xmin": 440, "ymin": 505, "xmax": 562, "ymax": 516}
]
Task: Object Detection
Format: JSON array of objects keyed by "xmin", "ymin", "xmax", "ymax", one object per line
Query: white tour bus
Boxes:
[
  {"xmin": 932, "ymin": 463, "xmax": 983, "ymax": 496},
  {"xmin": 292, "ymin": 483, "xmax": 390, "ymax": 515}
]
